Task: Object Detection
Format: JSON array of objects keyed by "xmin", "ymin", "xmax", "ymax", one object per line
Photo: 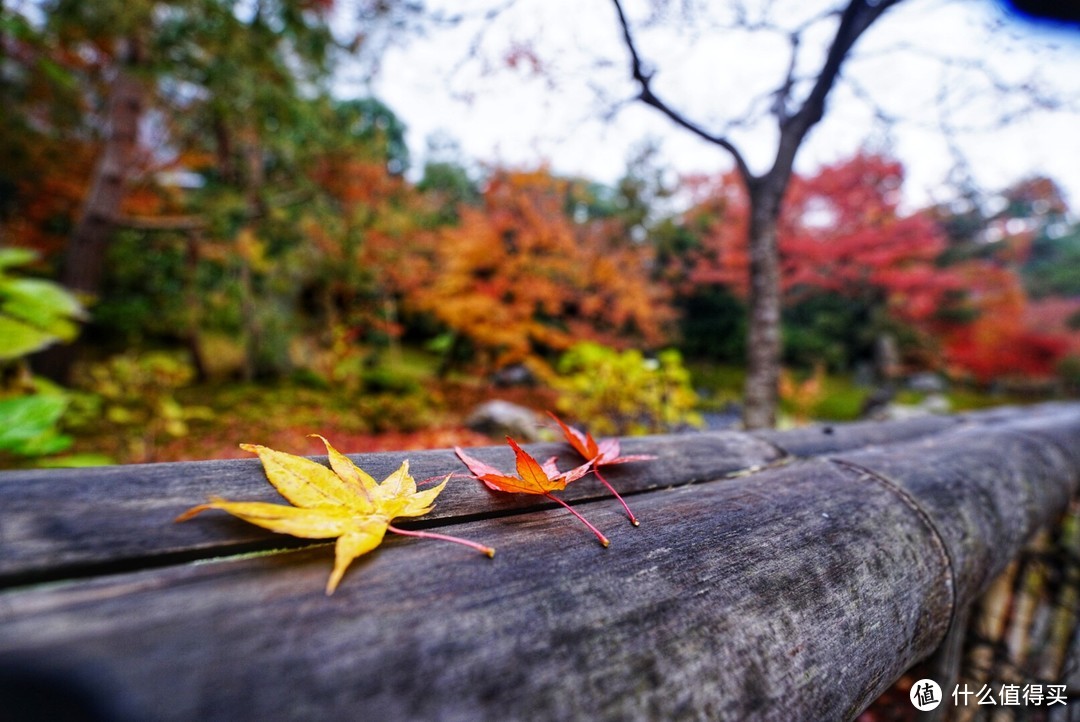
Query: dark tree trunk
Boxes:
[
  {"xmin": 33, "ymin": 38, "xmax": 145, "ymax": 381},
  {"xmin": 742, "ymin": 183, "xmax": 784, "ymax": 429},
  {"xmin": 238, "ymin": 254, "xmax": 257, "ymax": 382},
  {"xmin": 184, "ymin": 230, "xmax": 209, "ymax": 381},
  {"xmin": 213, "ymin": 115, "xmax": 237, "ymax": 185},
  {"xmin": 63, "ymin": 38, "xmax": 145, "ymax": 297},
  {"xmin": 239, "ymin": 143, "xmax": 265, "ymax": 382}
]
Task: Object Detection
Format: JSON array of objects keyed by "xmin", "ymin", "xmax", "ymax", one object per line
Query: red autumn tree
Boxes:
[
  {"xmin": 927, "ymin": 175, "xmax": 1077, "ymax": 382},
  {"xmin": 683, "ymin": 152, "xmax": 1075, "ymax": 381},
  {"xmin": 688, "ymin": 152, "xmax": 961, "ymax": 330},
  {"xmin": 941, "ymin": 263, "xmax": 1070, "ymax": 382}
]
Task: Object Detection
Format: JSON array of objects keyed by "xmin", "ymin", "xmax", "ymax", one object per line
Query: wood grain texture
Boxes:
[
  {"xmin": 0, "ymin": 432, "xmax": 780, "ymax": 584},
  {"xmin": 751, "ymin": 415, "xmax": 960, "ymax": 457},
  {"xmin": 751, "ymin": 401, "xmax": 1075, "ymax": 459},
  {"xmin": 0, "ymin": 460, "xmax": 952, "ymax": 722},
  {"xmin": 834, "ymin": 416, "xmax": 1080, "ymax": 608}
]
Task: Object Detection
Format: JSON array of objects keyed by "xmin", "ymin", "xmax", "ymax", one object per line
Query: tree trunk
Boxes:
[
  {"xmin": 239, "ymin": 142, "xmax": 265, "ymax": 381},
  {"xmin": 33, "ymin": 38, "xmax": 145, "ymax": 381},
  {"xmin": 742, "ymin": 183, "xmax": 783, "ymax": 429},
  {"xmin": 238, "ymin": 255, "xmax": 257, "ymax": 383},
  {"xmin": 63, "ymin": 38, "xmax": 145, "ymax": 297},
  {"xmin": 184, "ymin": 230, "xmax": 209, "ymax": 381}
]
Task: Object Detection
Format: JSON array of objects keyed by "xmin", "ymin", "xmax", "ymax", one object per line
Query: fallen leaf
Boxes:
[
  {"xmin": 455, "ymin": 437, "xmax": 608, "ymax": 547},
  {"xmin": 548, "ymin": 412, "xmax": 656, "ymax": 526},
  {"xmin": 177, "ymin": 435, "xmax": 494, "ymax": 594}
]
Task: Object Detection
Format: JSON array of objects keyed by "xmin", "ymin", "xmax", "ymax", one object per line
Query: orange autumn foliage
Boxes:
[
  {"xmin": 780, "ymin": 364, "xmax": 826, "ymax": 424},
  {"xmin": 302, "ymin": 155, "xmax": 440, "ymax": 336},
  {"xmin": 5, "ymin": 153, "xmax": 96, "ymax": 259},
  {"xmin": 416, "ymin": 168, "xmax": 673, "ymax": 369}
]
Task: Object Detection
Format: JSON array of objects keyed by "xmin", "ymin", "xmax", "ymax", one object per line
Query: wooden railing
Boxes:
[{"xmin": 1, "ymin": 403, "xmax": 1078, "ymax": 721}]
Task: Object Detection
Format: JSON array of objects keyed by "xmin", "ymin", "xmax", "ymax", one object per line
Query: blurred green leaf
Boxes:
[
  {"xmin": 554, "ymin": 342, "xmax": 702, "ymax": 435},
  {"xmin": 0, "ymin": 316, "xmax": 58, "ymax": 361},
  {"xmin": 33, "ymin": 453, "xmax": 115, "ymax": 468},
  {"xmin": 0, "ymin": 250, "xmax": 85, "ymax": 360},
  {"xmin": 0, "ymin": 394, "xmax": 73, "ymax": 456},
  {"xmin": 0, "ymin": 248, "xmax": 37, "ymax": 270},
  {"xmin": 3, "ymin": 278, "xmax": 86, "ymax": 326}
]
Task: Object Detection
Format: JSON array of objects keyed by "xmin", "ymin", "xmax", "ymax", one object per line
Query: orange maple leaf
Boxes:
[
  {"xmin": 548, "ymin": 412, "xmax": 656, "ymax": 526},
  {"xmin": 177, "ymin": 435, "xmax": 494, "ymax": 594},
  {"xmin": 455, "ymin": 437, "xmax": 608, "ymax": 547}
]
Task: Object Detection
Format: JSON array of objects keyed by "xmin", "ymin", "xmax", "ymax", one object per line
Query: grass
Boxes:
[
  {"xmin": 689, "ymin": 362, "xmax": 869, "ymax": 421},
  {"xmin": 55, "ymin": 345, "xmax": 558, "ymax": 465},
  {"xmin": 809, "ymin": 377, "xmax": 869, "ymax": 421},
  {"xmin": 687, "ymin": 361, "xmax": 1060, "ymax": 424},
  {"xmin": 687, "ymin": 363, "xmax": 745, "ymax": 411}
]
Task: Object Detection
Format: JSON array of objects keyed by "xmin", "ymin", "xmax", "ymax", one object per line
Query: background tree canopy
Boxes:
[{"xmin": 0, "ymin": 0, "xmax": 1078, "ymax": 468}]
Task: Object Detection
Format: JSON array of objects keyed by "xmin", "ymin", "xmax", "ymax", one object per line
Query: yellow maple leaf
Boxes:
[{"xmin": 177, "ymin": 435, "xmax": 494, "ymax": 594}]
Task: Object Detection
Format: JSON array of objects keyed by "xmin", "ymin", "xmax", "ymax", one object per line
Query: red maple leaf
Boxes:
[
  {"xmin": 455, "ymin": 437, "xmax": 607, "ymax": 547},
  {"xmin": 548, "ymin": 412, "xmax": 656, "ymax": 526}
]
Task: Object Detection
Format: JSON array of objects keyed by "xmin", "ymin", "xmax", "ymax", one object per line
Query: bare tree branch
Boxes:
[
  {"xmin": 838, "ymin": 38, "xmax": 1075, "ymax": 147},
  {"xmin": 610, "ymin": 0, "xmax": 755, "ymax": 183},
  {"xmin": 607, "ymin": 0, "xmax": 910, "ymax": 429},
  {"xmin": 771, "ymin": 0, "xmax": 903, "ymax": 180},
  {"xmin": 842, "ymin": 73, "xmax": 901, "ymax": 127},
  {"xmin": 444, "ymin": 0, "xmax": 518, "ymax": 81},
  {"xmin": 117, "ymin": 215, "xmax": 207, "ymax": 231},
  {"xmin": 771, "ymin": 31, "xmax": 801, "ymax": 122}
]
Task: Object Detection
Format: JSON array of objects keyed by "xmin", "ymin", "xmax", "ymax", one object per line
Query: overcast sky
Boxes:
[{"xmin": 338, "ymin": 0, "xmax": 1080, "ymax": 213}]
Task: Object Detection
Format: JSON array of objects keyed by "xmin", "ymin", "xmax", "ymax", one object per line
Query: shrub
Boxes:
[
  {"xmin": 73, "ymin": 351, "xmax": 212, "ymax": 462},
  {"xmin": 552, "ymin": 342, "xmax": 702, "ymax": 436},
  {"xmin": 0, "ymin": 250, "xmax": 103, "ymax": 467}
]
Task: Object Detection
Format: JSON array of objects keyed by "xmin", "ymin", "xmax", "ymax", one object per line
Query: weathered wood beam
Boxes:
[
  {"xmin": 751, "ymin": 413, "xmax": 958, "ymax": 456},
  {"xmin": 0, "ymin": 460, "xmax": 953, "ymax": 722},
  {"xmin": 0, "ymin": 405, "xmax": 1057, "ymax": 586},
  {"xmin": 0, "ymin": 404, "xmax": 1077, "ymax": 721}
]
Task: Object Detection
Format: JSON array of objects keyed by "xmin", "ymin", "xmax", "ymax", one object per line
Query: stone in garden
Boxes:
[
  {"xmin": 465, "ymin": 400, "xmax": 544, "ymax": 441},
  {"xmin": 870, "ymin": 393, "xmax": 952, "ymax": 421},
  {"xmin": 907, "ymin": 372, "xmax": 948, "ymax": 393},
  {"xmin": 490, "ymin": 364, "xmax": 537, "ymax": 388}
]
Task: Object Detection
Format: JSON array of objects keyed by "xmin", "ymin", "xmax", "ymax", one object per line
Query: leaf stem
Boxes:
[
  {"xmin": 594, "ymin": 467, "xmax": 639, "ymax": 526},
  {"xmin": 543, "ymin": 493, "xmax": 610, "ymax": 548},
  {"xmin": 387, "ymin": 524, "xmax": 495, "ymax": 557},
  {"xmin": 418, "ymin": 471, "xmax": 473, "ymax": 487}
]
